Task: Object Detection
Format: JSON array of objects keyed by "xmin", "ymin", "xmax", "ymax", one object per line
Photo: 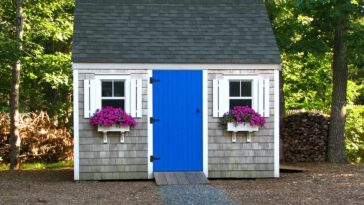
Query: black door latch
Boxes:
[
  {"xmin": 149, "ymin": 77, "xmax": 160, "ymax": 84},
  {"xmin": 150, "ymin": 117, "xmax": 160, "ymax": 124},
  {"xmin": 150, "ymin": 155, "xmax": 160, "ymax": 162}
]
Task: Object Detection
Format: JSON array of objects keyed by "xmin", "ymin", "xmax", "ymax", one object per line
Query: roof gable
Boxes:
[{"xmin": 72, "ymin": 0, "xmax": 282, "ymax": 64}]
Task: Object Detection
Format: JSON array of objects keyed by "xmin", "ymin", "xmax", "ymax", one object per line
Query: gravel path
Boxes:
[{"xmin": 158, "ymin": 185, "xmax": 239, "ymax": 205}]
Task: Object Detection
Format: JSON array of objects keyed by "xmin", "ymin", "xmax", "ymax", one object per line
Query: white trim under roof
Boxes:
[{"xmin": 72, "ymin": 63, "xmax": 281, "ymax": 70}]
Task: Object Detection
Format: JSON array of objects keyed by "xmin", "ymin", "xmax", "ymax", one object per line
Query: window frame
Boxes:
[
  {"xmin": 94, "ymin": 75, "xmax": 131, "ymax": 114},
  {"xmin": 223, "ymin": 76, "xmax": 258, "ymax": 111},
  {"xmin": 228, "ymin": 80, "xmax": 253, "ymax": 109},
  {"xmin": 101, "ymin": 80, "xmax": 126, "ymax": 108}
]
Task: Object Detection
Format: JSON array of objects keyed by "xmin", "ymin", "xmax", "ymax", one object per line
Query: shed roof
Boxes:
[{"xmin": 72, "ymin": 0, "xmax": 281, "ymax": 64}]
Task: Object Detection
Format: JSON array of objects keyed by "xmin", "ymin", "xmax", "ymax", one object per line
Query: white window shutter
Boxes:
[
  {"xmin": 264, "ymin": 79, "xmax": 270, "ymax": 117},
  {"xmin": 124, "ymin": 79, "xmax": 131, "ymax": 114},
  {"xmin": 252, "ymin": 79, "xmax": 258, "ymax": 111},
  {"xmin": 129, "ymin": 78, "xmax": 142, "ymax": 118},
  {"xmin": 130, "ymin": 79, "xmax": 137, "ymax": 117},
  {"xmin": 212, "ymin": 79, "xmax": 219, "ymax": 117},
  {"xmin": 218, "ymin": 79, "xmax": 229, "ymax": 117},
  {"xmin": 136, "ymin": 79, "xmax": 143, "ymax": 118},
  {"xmin": 89, "ymin": 79, "xmax": 97, "ymax": 117},
  {"xmin": 258, "ymin": 79, "xmax": 264, "ymax": 116},
  {"xmin": 257, "ymin": 78, "xmax": 270, "ymax": 117},
  {"xmin": 83, "ymin": 79, "xmax": 90, "ymax": 118}
]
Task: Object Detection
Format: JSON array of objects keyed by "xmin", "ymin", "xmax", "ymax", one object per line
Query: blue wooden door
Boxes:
[{"xmin": 153, "ymin": 70, "xmax": 203, "ymax": 172}]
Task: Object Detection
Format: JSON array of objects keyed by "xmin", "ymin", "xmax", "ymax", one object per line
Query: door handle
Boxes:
[{"xmin": 196, "ymin": 108, "xmax": 200, "ymax": 113}]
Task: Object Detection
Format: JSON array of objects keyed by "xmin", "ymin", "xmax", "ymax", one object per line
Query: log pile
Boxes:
[
  {"xmin": 282, "ymin": 112, "xmax": 329, "ymax": 162},
  {"xmin": 0, "ymin": 112, "xmax": 73, "ymax": 163}
]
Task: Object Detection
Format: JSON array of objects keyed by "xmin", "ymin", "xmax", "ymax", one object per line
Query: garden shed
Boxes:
[{"xmin": 72, "ymin": 0, "xmax": 281, "ymax": 180}]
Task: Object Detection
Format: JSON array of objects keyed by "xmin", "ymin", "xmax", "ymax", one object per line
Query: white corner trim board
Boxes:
[
  {"xmin": 202, "ymin": 70, "xmax": 208, "ymax": 177},
  {"xmin": 274, "ymin": 69, "xmax": 280, "ymax": 178},
  {"xmin": 147, "ymin": 70, "xmax": 153, "ymax": 179},
  {"xmin": 73, "ymin": 69, "xmax": 80, "ymax": 180},
  {"xmin": 73, "ymin": 63, "xmax": 281, "ymax": 70}
]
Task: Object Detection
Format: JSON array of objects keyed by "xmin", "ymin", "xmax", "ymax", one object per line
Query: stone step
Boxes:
[{"xmin": 154, "ymin": 172, "xmax": 209, "ymax": 185}]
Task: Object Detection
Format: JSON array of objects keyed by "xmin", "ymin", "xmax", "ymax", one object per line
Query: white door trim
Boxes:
[
  {"xmin": 202, "ymin": 70, "xmax": 208, "ymax": 177},
  {"xmin": 148, "ymin": 70, "xmax": 207, "ymax": 177},
  {"xmin": 147, "ymin": 70, "xmax": 153, "ymax": 179}
]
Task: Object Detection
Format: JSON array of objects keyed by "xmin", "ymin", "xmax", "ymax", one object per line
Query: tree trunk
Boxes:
[
  {"xmin": 9, "ymin": 0, "xmax": 24, "ymax": 170},
  {"xmin": 328, "ymin": 13, "xmax": 348, "ymax": 163}
]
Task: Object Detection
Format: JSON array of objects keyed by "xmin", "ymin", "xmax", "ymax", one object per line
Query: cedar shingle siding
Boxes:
[
  {"xmin": 77, "ymin": 69, "xmax": 276, "ymax": 180},
  {"xmin": 78, "ymin": 70, "xmax": 149, "ymax": 180},
  {"xmin": 208, "ymin": 69, "xmax": 275, "ymax": 178}
]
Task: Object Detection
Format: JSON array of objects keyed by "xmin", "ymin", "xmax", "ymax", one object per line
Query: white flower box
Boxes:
[
  {"xmin": 227, "ymin": 123, "xmax": 259, "ymax": 132},
  {"xmin": 98, "ymin": 125, "xmax": 130, "ymax": 133},
  {"xmin": 98, "ymin": 125, "xmax": 130, "ymax": 144},
  {"xmin": 227, "ymin": 123, "xmax": 259, "ymax": 143}
]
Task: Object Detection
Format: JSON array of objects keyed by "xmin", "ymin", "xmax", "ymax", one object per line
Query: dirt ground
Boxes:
[
  {"xmin": 0, "ymin": 169, "xmax": 163, "ymax": 205},
  {"xmin": 212, "ymin": 163, "xmax": 364, "ymax": 205},
  {"xmin": 0, "ymin": 163, "xmax": 362, "ymax": 205}
]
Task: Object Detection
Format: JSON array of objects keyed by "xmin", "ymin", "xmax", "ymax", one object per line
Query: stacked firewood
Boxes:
[
  {"xmin": 0, "ymin": 112, "xmax": 73, "ymax": 163},
  {"xmin": 282, "ymin": 112, "xmax": 329, "ymax": 162}
]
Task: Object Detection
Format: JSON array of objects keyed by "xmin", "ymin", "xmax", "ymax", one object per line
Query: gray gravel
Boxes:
[{"xmin": 158, "ymin": 184, "xmax": 240, "ymax": 205}]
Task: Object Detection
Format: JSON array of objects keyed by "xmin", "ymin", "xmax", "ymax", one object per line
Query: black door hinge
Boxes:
[
  {"xmin": 150, "ymin": 155, "xmax": 160, "ymax": 162},
  {"xmin": 149, "ymin": 77, "xmax": 160, "ymax": 84},
  {"xmin": 150, "ymin": 117, "xmax": 160, "ymax": 124}
]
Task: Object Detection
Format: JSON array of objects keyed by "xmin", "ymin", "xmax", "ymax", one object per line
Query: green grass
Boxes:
[
  {"xmin": 0, "ymin": 160, "xmax": 73, "ymax": 170},
  {"xmin": 0, "ymin": 164, "xmax": 8, "ymax": 170},
  {"xmin": 43, "ymin": 160, "xmax": 73, "ymax": 169}
]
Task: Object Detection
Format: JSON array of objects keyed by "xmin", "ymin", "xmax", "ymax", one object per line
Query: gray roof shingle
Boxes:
[{"xmin": 72, "ymin": 0, "xmax": 282, "ymax": 64}]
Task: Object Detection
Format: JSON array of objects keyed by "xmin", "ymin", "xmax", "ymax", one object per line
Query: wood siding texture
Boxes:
[
  {"xmin": 76, "ymin": 68, "xmax": 276, "ymax": 180},
  {"xmin": 78, "ymin": 69, "xmax": 148, "ymax": 180},
  {"xmin": 208, "ymin": 69, "xmax": 275, "ymax": 178}
]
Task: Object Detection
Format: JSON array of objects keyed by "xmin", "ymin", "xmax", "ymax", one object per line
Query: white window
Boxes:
[
  {"xmin": 229, "ymin": 80, "xmax": 253, "ymax": 109},
  {"xmin": 213, "ymin": 76, "xmax": 270, "ymax": 118},
  {"xmin": 83, "ymin": 75, "xmax": 143, "ymax": 118},
  {"xmin": 101, "ymin": 80, "xmax": 125, "ymax": 110}
]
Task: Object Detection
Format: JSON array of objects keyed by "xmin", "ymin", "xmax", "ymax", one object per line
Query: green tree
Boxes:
[
  {"xmin": 9, "ymin": 0, "xmax": 24, "ymax": 170},
  {"xmin": 296, "ymin": 0, "xmax": 360, "ymax": 163},
  {"xmin": 0, "ymin": 0, "xmax": 74, "ymax": 123},
  {"xmin": 266, "ymin": 0, "xmax": 363, "ymax": 162},
  {"xmin": 1, "ymin": 0, "xmax": 74, "ymax": 167}
]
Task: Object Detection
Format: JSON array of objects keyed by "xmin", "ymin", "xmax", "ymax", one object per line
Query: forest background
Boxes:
[{"xmin": 0, "ymin": 0, "xmax": 363, "ymax": 163}]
